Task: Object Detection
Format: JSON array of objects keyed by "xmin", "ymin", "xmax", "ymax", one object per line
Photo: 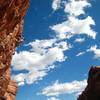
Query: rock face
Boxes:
[
  {"xmin": 78, "ymin": 66, "xmax": 100, "ymax": 100},
  {"xmin": 0, "ymin": 0, "xmax": 29, "ymax": 99}
]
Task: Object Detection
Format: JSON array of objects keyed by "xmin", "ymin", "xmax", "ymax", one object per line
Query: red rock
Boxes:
[
  {"xmin": 77, "ymin": 66, "xmax": 100, "ymax": 100},
  {"xmin": 0, "ymin": 0, "xmax": 29, "ymax": 99}
]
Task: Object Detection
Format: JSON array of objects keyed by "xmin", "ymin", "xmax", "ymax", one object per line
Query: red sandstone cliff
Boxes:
[
  {"xmin": 0, "ymin": 0, "xmax": 29, "ymax": 99},
  {"xmin": 78, "ymin": 66, "xmax": 100, "ymax": 100}
]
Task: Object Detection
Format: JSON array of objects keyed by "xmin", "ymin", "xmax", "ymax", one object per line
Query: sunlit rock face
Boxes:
[
  {"xmin": 78, "ymin": 66, "xmax": 100, "ymax": 100},
  {"xmin": 0, "ymin": 0, "xmax": 29, "ymax": 99}
]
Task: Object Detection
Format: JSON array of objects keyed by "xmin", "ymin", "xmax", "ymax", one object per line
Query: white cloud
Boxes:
[
  {"xmin": 76, "ymin": 52, "xmax": 85, "ymax": 57},
  {"xmin": 11, "ymin": 0, "xmax": 97, "ymax": 87},
  {"xmin": 28, "ymin": 39, "xmax": 56, "ymax": 54},
  {"xmin": 51, "ymin": 16, "xmax": 96, "ymax": 39},
  {"xmin": 87, "ymin": 45, "xmax": 100, "ymax": 59},
  {"xmin": 12, "ymin": 73, "xmax": 26, "ymax": 86},
  {"xmin": 41, "ymin": 80, "xmax": 87, "ymax": 97},
  {"xmin": 74, "ymin": 38, "xmax": 85, "ymax": 43},
  {"xmin": 48, "ymin": 97, "xmax": 60, "ymax": 100},
  {"xmin": 64, "ymin": 0, "xmax": 91, "ymax": 16},
  {"xmin": 51, "ymin": 0, "xmax": 96, "ymax": 40},
  {"xmin": 52, "ymin": 0, "xmax": 61, "ymax": 11},
  {"xmin": 55, "ymin": 41, "xmax": 72, "ymax": 51},
  {"xmin": 12, "ymin": 40, "xmax": 70, "ymax": 86}
]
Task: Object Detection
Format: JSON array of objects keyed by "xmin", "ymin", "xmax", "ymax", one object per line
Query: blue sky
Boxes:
[{"xmin": 11, "ymin": 0, "xmax": 100, "ymax": 100}]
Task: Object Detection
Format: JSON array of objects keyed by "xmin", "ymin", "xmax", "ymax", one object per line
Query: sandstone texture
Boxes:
[
  {"xmin": 0, "ymin": 0, "xmax": 29, "ymax": 99},
  {"xmin": 78, "ymin": 66, "xmax": 100, "ymax": 100}
]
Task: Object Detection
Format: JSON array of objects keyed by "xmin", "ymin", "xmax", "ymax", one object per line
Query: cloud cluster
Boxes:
[
  {"xmin": 12, "ymin": 39, "xmax": 71, "ymax": 86},
  {"xmin": 87, "ymin": 45, "xmax": 100, "ymax": 59},
  {"xmin": 11, "ymin": 0, "xmax": 97, "ymax": 88},
  {"xmin": 41, "ymin": 79, "xmax": 87, "ymax": 99},
  {"xmin": 51, "ymin": 16, "xmax": 96, "ymax": 39},
  {"xmin": 51, "ymin": 0, "xmax": 96, "ymax": 40}
]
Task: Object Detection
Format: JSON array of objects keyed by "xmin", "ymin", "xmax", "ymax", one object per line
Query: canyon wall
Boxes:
[{"xmin": 0, "ymin": 0, "xmax": 29, "ymax": 99}]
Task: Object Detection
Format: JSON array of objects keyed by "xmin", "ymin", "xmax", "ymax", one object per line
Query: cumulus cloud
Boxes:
[
  {"xmin": 51, "ymin": 0, "xmax": 96, "ymax": 40},
  {"xmin": 41, "ymin": 80, "xmax": 87, "ymax": 97},
  {"xmin": 76, "ymin": 52, "xmax": 85, "ymax": 57},
  {"xmin": 28, "ymin": 39, "xmax": 56, "ymax": 54},
  {"xmin": 11, "ymin": 0, "xmax": 97, "ymax": 87},
  {"xmin": 51, "ymin": 16, "xmax": 96, "ymax": 39},
  {"xmin": 64, "ymin": 0, "xmax": 91, "ymax": 16},
  {"xmin": 12, "ymin": 40, "xmax": 71, "ymax": 86},
  {"xmin": 87, "ymin": 45, "xmax": 100, "ymax": 59},
  {"xmin": 52, "ymin": 0, "xmax": 61, "ymax": 11},
  {"xmin": 74, "ymin": 38, "xmax": 85, "ymax": 43}
]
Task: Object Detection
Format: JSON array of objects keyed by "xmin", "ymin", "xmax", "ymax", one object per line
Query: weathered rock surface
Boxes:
[
  {"xmin": 78, "ymin": 66, "xmax": 100, "ymax": 100},
  {"xmin": 0, "ymin": 0, "xmax": 29, "ymax": 99}
]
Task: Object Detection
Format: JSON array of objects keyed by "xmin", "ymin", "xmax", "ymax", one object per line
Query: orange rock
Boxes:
[
  {"xmin": 7, "ymin": 81, "xmax": 18, "ymax": 95},
  {"xmin": 0, "ymin": 0, "xmax": 29, "ymax": 99}
]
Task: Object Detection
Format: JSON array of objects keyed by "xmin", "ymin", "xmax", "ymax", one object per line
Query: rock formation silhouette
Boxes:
[
  {"xmin": 0, "ymin": 0, "xmax": 29, "ymax": 99},
  {"xmin": 78, "ymin": 66, "xmax": 100, "ymax": 100}
]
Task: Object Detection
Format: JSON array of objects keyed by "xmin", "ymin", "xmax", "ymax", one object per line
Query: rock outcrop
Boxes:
[
  {"xmin": 0, "ymin": 0, "xmax": 29, "ymax": 99},
  {"xmin": 78, "ymin": 66, "xmax": 100, "ymax": 100}
]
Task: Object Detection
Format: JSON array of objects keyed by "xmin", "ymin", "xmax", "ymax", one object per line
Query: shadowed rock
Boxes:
[{"xmin": 78, "ymin": 66, "xmax": 100, "ymax": 100}]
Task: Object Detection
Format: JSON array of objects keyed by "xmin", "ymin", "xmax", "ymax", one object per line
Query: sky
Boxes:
[{"xmin": 11, "ymin": 0, "xmax": 100, "ymax": 100}]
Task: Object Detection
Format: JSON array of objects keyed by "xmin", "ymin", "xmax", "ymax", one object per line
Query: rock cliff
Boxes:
[
  {"xmin": 0, "ymin": 0, "xmax": 29, "ymax": 99},
  {"xmin": 78, "ymin": 66, "xmax": 100, "ymax": 100}
]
